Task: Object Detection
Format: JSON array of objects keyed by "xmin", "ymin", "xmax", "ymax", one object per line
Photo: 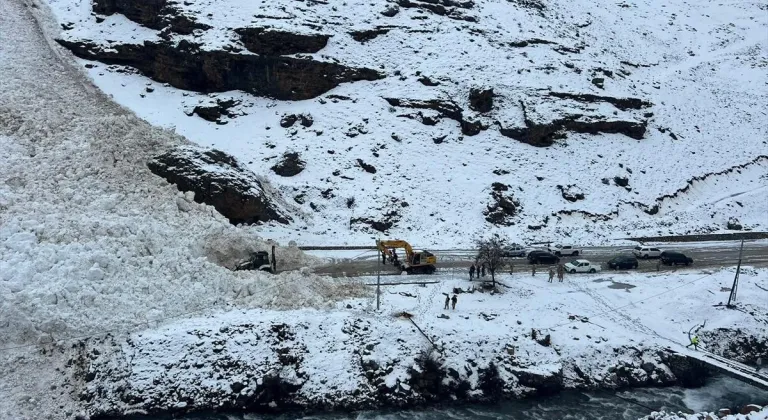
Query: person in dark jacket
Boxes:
[
  {"xmin": 469, "ymin": 264, "xmax": 475, "ymax": 280},
  {"xmin": 444, "ymin": 294, "xmax": 450, "ymax": 310},
  {"xmin": 451, "ymin": 294, "xmax": 457, "ymax": 310}
]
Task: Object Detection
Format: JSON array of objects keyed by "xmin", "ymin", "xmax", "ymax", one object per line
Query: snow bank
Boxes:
[{"xmin": 640, "ymin": 406, "xmax": 768, "ymax": 420}]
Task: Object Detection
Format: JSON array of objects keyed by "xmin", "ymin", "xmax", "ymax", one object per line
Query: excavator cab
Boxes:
[{"xmin": 234, "ymin": 251, "xmax": 273, "ymax": 273}]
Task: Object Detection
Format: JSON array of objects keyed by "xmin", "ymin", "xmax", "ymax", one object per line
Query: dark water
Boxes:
[{"xmin": 127, "ymin": 376, "xmax": 767, "ymax": 420}]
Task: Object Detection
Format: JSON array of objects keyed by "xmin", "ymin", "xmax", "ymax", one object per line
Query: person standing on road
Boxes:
[
  {"xmin": 656, "ymin": 259, "xmax": 661, "ymax": 272},
  {"xmin": 451, "ymin": 294, "xmax": 457, "ymax": 310},
  {"xmin": 531, "ymin": 264, "xmax": 536, "ymax": 276},
  {"xmin": 470, "ymin": 264, "xmax": 475, "ymax": 281},
  {"xmin": 444, "ymin": 294, "xmax": 450, "ymax": 310},
  {"xmin": 548, "ymin": 267, "xmax": 555, "ymax": 283},
  {"xmin": 509, "ymin": 263, "xmax": 514, "ymax": 275},
  {"xmin": 557, "ymin": 264, "xmax": 565, "ymax": 282}
]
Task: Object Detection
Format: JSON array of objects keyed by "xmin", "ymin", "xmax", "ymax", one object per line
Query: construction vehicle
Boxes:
[
  {"xmin": 234, "ymin": 251, "xmax": 274, "ymax": 273},
  {"xmin": 376, "ymin": 239, "xmax": 437, "ymax": 274}
]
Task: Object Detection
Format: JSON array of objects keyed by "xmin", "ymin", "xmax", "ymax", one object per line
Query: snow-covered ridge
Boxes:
[{"xmin": 44, "ymin": 0, "xmax": 768, "ymax": 246}]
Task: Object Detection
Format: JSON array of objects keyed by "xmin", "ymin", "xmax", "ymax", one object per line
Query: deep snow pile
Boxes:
[
  {"xmin": 73, "ymin": 267, "xmax": 768, "ymax": 416},
  {"xmin": 0, "ymin": 0, "xmax": 365, "ymax": 383},
  {"xmin": 42, "ymin": 0, "xmax": 768, "ymax": 246}
]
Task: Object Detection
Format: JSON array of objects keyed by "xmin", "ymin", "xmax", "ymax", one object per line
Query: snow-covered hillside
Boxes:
[{"xmin": 43, "ymin": 0, "xmax": 768, "ymax": 246}]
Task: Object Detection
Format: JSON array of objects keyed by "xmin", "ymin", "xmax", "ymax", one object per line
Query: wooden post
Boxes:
[{"xmin": 727, "ymin": 240, "xmax": 744, "ymax": 308}]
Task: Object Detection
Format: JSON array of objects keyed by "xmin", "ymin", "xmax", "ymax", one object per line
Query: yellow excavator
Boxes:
[{"xmin": 376, "ymin": 239, "xmax": 437, "ymax": 274}]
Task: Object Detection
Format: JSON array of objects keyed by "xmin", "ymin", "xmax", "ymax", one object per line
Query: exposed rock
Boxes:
[
  {"xmin": 661, "ymin": 351, "xmax": 709, "ymax": 388},
  {"xmin": 484, "ymin": 186, "xmax": 520, "ymax": 226},
  {"xmin": 192, "ymin": 99, "xmax": 240, "ymax": 123},
  {"xmin": 614, "ymin": 176, "xmax": 630, "ymax": 187},
  {"xmin": 351, "ymin": 214, "xmax": 397, "ymax": 232},
  {"xmin": 357, "ymin": 159, "xmax": 377, "ymax": 174},
  {"xmin": 92, "ymin": 0, "xmax": 210, "ymax": 34},
  {"xmin": 280, "ymin": 114, "xmax": 298, "ymax": 128},
  {"xmin": 235, "ymin": 28, "xmax": 330, "ymax": 55},
  {"xmin": 418, "ymin": 76, "xmax": 441, "ymax": 86},
  {"xmin": 557, "ymin": 184, "xmax": 585, "ymax": 202},
  {"xmin": 509, "ymin": 38, "xmax": 554, "ymax": 47},
  {"xmin": 548, "ymin": 92, "xmax": 652, "ymax": 111},
  {"xmin": 381, "ymin": 4, "xmax": 400, "ymax": 17},
  {"xmin": 396, "ymin": 0, "xmax": 477, "ymax": 21},
  {"xmin": 592, "ymin": 77, "xmax": 605, "ymax": 89},
  {"xmin": 350, "ymin": 28, "xmax": 391, "ymax": 43},
  {"xmin": 271, "ymin": 152, "xmax": 306, "ymax": 177},
  {"xmin": 384, "ymin": 97, "xmax": 487, "ymax": 136},
  {"xmin": 740, "ymin": 404, "xmax": 763, "ymax": 415},
  {"xmin": 57, "ymin": 39, "xmax": 384, "ymax": 101},
  {"xmin": 500, "ymin": 117, "xmax": 646, "ymax": 147},
  {"xmin": 468, "ymin": 87, "xmax": 494, "ymax": 113},
  {"xmin": 147, "ymin": 147, "xmax": 291, "ymax": 225},
  {"xmin": 726, "ymin": 217, "xmax": 743, "ymax": 230},
  {"xmin": 700, "ymin": 328, "xmax": 768, "ymax": 365}
]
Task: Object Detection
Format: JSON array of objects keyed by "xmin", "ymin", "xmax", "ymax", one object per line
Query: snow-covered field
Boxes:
[
  {"xmin": 73, "ymin": 267, "xmax": 768, "ymax": 417},
  {"xmin": 42, "ymin": 0, "xmax": 768, "ymax": 247}
]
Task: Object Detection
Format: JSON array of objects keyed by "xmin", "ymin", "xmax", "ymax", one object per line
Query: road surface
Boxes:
[{"xmin": 309, "ymin": 241, "xmax": 768, "ymax": 277}]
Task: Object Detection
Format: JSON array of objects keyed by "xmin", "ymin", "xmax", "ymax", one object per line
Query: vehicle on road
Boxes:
[
  {"xmin": 564, "ymin": 259, "xmax": 602, "ymax": 273},
  {"xmin": 502, "ymin": 244, "xmax": 527, "ymax": 257},
  {"xmin": 633, "ymin": 246, "xmax": 662, "ymax": 259},
  {"xmin": 376, "ymin": 239, "xmax": 437, "ymax": 274},
  {"xmin": 607, "ymin": 255, "xmax": 639, "ymax": 270},
  {"xmin": 548, "ymin": 244, "xmax": 581, "ymax": 256},
  {"xmin": 527, "ymin": 250, "xmax": 560, "ymax": 264},
  {"xmin": 661, "ymin": 251, "xmax": 693, "ymax": 266}
]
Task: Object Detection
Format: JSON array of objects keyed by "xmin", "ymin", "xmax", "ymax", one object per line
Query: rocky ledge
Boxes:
[
  {"xmin": 56, "ymin": 39, "xmax": 383, "ymax": 100},
  {"xmin": 147, "ymin": 147, "xmax": 292, "ymax": 225},
  {"xmin": 65, "ymin": 314, "xmax": 762, "ymax": 418}
]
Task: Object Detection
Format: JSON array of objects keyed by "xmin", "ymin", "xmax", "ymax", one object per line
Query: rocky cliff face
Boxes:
[
  {"xmin": 57, "ymin": 39, "xmax": 383, "ymax": 100},
  {"xmin": 147, "ymin": 147, "xmax": 293, "ymax": 225}
]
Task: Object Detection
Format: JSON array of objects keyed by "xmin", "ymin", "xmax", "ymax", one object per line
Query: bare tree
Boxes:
[{"xmin": 476, "ymin": 236, "xmax": 508, "ymax": 288}]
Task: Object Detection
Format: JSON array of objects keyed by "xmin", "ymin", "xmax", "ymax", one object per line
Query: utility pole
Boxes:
[
  {"xmin": 376, "ymin": 240, "xmax": 381, "ymax": 311},
  {"xmin": 727, "ymin": 239, "xmax": 744, "ymax": 308}
]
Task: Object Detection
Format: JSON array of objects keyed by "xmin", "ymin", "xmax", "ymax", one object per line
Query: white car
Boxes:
[
  {"xmin": 632, "ymin": 246, "xmax": 662, "ymax": 259},
  {"xmin": 564, "ymin": 259, "xmax": 602, "ymax": 273},
  {"xmin": 548, "ymin": 244, "xmax": 582, "ymax": 256}
]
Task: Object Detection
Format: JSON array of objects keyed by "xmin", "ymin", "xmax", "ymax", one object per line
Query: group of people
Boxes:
[
  {"xmin": 469, "ymin": 263, "xmax": 486, "ymax": 280},
  {"xmin": 381, "ymin": 249, "xmax": 399, "ymax": 265},
  {"xmin": 469, "ymin": 262, "xmax": 566, "ymax": 282},
  {"xmin": 444, "ymin": 294, "xmax": 458, "ymax": 310}
]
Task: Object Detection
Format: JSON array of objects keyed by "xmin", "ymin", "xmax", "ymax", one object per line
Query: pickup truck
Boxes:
[
  {"xmin": 548, "ymin": 244, "xmax": 582, "ymax": 256},
  {"xmin": 564, "ymin": 259, "xmax": 602, "ymax": 273}
]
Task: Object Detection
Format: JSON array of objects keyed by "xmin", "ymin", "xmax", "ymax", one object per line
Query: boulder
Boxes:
[
  {"xmin": 739, "ymin": 404, "xmax": 762, "ymax": 415},
  {"xmin": 92, "ymin": 0, "xmax": 209, "ymax": 34},
  {"xmin": 484, "ymin": 188, "xmax": 521, "ymax": 226},
  {"xmin": 147, "ymin": 147, "xmax": 291, "ymax": 225},
  {"xmin": 357, "ymin": 159, "xmax": 377, "ymax": 174},
  {"xmin": 271, "ymin": 152, "xmax": 306, "ymax": 177},
  {"xmin": 469, "ymin": 87, "xmax": 494, "ymax": 113},
  {"xmin": 726, "ymin": 217, "xmax": 742, "ymax": 230},
  {"xmin": 57, "ymin": 39, "xmax": 384, "ymax": 101},
  {"xmin": 192, "ymin": 99, "xmax": 239, "ymax": 123}
]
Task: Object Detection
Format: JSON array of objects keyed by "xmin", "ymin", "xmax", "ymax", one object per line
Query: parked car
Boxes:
[
  {"xmin": 564, "ymin": 259, "xmax": 602, "ymax": 273},
  {"xmin": 633, "ymin": 246, "xmax": 662, "ymax": 259},
  {"xmin": 548, "ymin": 244, "xmax": 582, "ymax": 256},
  {"xmin": 502, "ymin": 244, "xmax": 527, "ymax": 258},
  {"xmin": 660, "ymin": 251, "xmax": 693, "ymax": 266},
  {"xmin": 527, "ymin": 250, "xmax": 560, "ymax": 264},
  {"xmin": 607, "ymin": 255, "xmax": 639, "ymax": 270}
]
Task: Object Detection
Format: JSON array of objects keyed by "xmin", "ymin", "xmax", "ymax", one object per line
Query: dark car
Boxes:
[
  {"xmin": 660, "ymin": 251, "xmax": 693, "ymax": 266},
  {"xmin": 607, "ymin": 255, "xmax": 639, "ymax": 270},
  {"xmin": 527, "ymin": 250, "xmax": 560, "ymax": 264}
]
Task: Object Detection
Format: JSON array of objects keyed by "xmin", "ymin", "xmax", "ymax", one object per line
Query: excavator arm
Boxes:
[{"xmin": 376, "ymin": 239, "xmax": 414, "ymax": 260}]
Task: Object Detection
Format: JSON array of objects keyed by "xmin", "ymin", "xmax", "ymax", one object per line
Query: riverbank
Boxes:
[{"xmin": 63, "ymin": 268, "xmax": 767, "ymax": 418}]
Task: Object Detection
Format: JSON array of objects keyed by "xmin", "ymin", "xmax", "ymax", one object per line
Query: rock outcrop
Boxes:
[
  {"xmin": 384, "ymin": 97, "xmax": 486, "ymax": 136},
  {"xmin": 484, "ymin": 183, "xmax": 521, "ymax": 225},
  {"xmin": 92, "ymin": 0, "xmax": 210, "ymax": 34},
  {"xmin": 57, "ymin": 39, "xmax": 384, "ymax": 100},
  {"xmin": 500, "ymin": 116, "xmax": 646, "ymax": 147},
  {"xmin": 271, "ymin": 152, "xmax": 306, "ymax": 177},
  {"xmin": 147, "ymin": 147, "xmax": 291, "ymax": 225},
  {"xmin": 235, "ymin": 28, "xmax": 330, "ymax": 55},
  {"xmin": 469, "ymin": 87, "xmax": 494, "ymax": 113},
  {"xmin": 191, "ymin": 99, "xmax": 240, "ymax": 124}
]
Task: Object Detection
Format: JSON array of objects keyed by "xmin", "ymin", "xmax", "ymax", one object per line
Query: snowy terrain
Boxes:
[
  {"xmin": 73, "ymin": 267, "xmax": 768, "ymax": 416},
  {"xmin": 0, "ymin": 0, "xmax": 364, "ymax": 417},
  {"xmin": 42, "ymin": 0, "xmax": 768, "ymax": 247}
]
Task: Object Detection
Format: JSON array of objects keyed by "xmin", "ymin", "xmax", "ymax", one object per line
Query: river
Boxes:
[{"xmin": 123, "ymin": 375, "xmax": 766, "ymax": 420}]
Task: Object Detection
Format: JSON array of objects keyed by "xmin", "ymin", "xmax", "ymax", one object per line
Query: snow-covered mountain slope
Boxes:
[{"xmin": 44, "ymin": 0, "xmax": 768, "ymax": 246}]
